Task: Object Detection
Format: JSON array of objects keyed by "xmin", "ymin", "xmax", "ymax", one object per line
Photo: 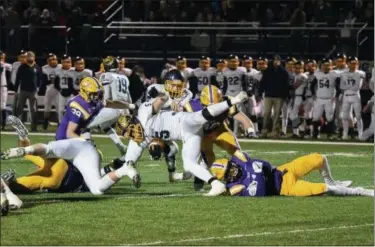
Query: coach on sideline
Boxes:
[
  {"xmin": 259, "ymin": 55, "xmax": 290, "ymax": 138},
  {"xmin": 14, "ymin": 51, "xmax": 43, "ymax": 132}
]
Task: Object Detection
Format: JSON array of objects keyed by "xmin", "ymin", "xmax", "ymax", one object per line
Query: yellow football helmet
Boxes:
[
  {"xmin": 102, "ymin": 56, "xmax": 116, "ymax": 72},
  {"xmin": 285, "ymin": 57, "xmax": 297, "ymax": 72},
  {"xmin": 200, "ymin": 85, "xmax": 223, "ymax": 106},
  {"xmin": 211, "ymin": 158, "xmax": 243, "ymax": 183},
  {"xmin": 164, "ymin": 69, "xmax": 186, "ymax": 99},
  {"xmin": 199, "ymin": 56, "xmax": 211, "ymax": 70},
  {"xmin": 228, "ymin": 54, "xmax": 239, "ymax": 70},
  {"xmin": 115, "ymin": 114, "xmax": 144, "ymax": 143},
  {"xmin": 79, "ymin": 77, "xmax": 104, "ymax": 102}
]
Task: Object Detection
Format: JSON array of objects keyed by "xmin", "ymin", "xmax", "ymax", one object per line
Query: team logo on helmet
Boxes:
[{"xmin": 115, "ymin": 114, "xmax": 145, "ymax": 143}]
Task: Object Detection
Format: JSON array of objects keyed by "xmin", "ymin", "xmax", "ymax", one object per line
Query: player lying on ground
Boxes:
[
  {"xmin": 183, "ymin": 84, "xmax": 256, "ymax": 190},
  {"xmin": 1, "ymin": 178, "xmax": 23, "ymax": 216},
  {"xmin": 210, "ymin": 151, "xmax": 373, "ymax": 197},
  {"xmin": 2, "ymin": 116, "xmax": 88, "ymax": 193},
  {"xmin": 115, "ymin": 69, "xmax": 249, "ymax": 196},
  {"xmin": 1, "ymin": 133, "xmax": 138, "ymax": 196}
]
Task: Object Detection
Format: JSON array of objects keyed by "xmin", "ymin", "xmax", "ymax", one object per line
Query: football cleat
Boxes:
[
  {"xmin": 126, "ymin": 161, "xmax": 141, "ymax": 188},
  {"xmin": 0, "ymin": 192, "xmax": 9, "ymax": 216},
  {"xmin": 1, "ymin": 169, "xmax": 15, "ymax": 183},
  {"xmin": 205, "ymin": 180, "xmax": 227, "ymax": 196},
  {"xmin": 7, "ymin": 115, "xmax": 28, "ymax": 139},
  {"xmin": 1, "ymin": 148, "xmax": 26, "ymax": 160}
]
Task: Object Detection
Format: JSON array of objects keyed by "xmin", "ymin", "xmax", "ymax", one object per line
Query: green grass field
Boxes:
[{"xmin": 0, "ymin": 133, "xmax": 373, "ymax": 246}]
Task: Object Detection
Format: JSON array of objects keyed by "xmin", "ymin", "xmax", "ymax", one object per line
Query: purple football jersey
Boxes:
[
  {"xmin": 55, "ymin": 95, "xmax": 104, "ymax": 140},
  {"xmin": 226, "ymin": 152, "xmax": 284, "ymax": 197}
]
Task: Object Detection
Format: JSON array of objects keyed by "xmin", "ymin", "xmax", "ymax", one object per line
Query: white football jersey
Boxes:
[
  {"xmin": 110, "ymin": 68, "xmax": 132, "ymax": 77},
  {"xmin": 71, "ymin": 69, "xmax": 93, "ymax": 91},
  {"xmin": 56, "ymin": 68, "xmax": 74, "ymax": 93},
  {"xmin": 42, "ymin": 64, "xmax": 62, "ymax": 85},
  {"xmin": 100, "ymin": 72, "xmax": 131, "ymax": 102},
  {"xmin": 243, "ymin": 68, "xmax": 259, "ymax": 92},
  {"xmin": 192, "ymin": 67, "xmax": 217, "ymax": 93},
  {"xmin": 138, "ymin": 102, "xmax": 184, "ymax": 143},
  {"xmin": 304, "ymin": 72, "xmax": 315, "ymax": 97},
  {"xmin": 339, "ymin": 70, "xmax": 365, "ymax": 94},
  {"xmin": 294, "ymin": 73, "xmax": 308, "ymax": 95},
  {"xmin": 146, "ymin": 84, "xmax": 192, "ymax": 110},
  {"xmin": 223, "ymin": 68, "xmax": 245, "ymax": 96},
  {"xmin": 314, "ymin": 70, "xmax": 339, "ymax": 98}
]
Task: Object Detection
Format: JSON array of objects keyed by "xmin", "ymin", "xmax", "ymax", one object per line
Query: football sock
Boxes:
[
  {"xmin": 206, "ymin": 101, "xmax": 230, "ymax": 118},
  {"xmin": 343, "ymin": 120, "xmax": 349, "ymax": 137},
  {"xmin": 357, "ymin": 118, "xmax": 363, "ymax": 137},
  {"xmin": 319, "ymin": 155, "xmax": 335, "ymax": 184},
  {"xmin": 99, "ymin": 174, "xmax": 117, "ymax": 192}
]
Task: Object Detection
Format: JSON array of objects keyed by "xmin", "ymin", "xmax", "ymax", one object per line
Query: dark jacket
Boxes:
[
  {"xmin": 15, "ymin": 63, "xmax": 42, "ymax": 92},
  {"xmin": 128, "ymin": 72, "xmax": 146, "ymax": 104},
  {"xmin": 259, "ymin": 65, "xmax": 290, "ymax": 98}
]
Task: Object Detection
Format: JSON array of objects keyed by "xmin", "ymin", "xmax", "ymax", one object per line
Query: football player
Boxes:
[
  {"xmin": 175, "ymin": 55, "xmax": 194, "ymax": 81},
  {"xmin": 184, "ymin": 84, "xmax": 256, "ymax": 190},
  {"xmin": 210, "ymin": 152, "xmax": 373, "ymax": 197},
  {"xmin": 0, "ymin": 51, "xmax": 12, "ymax": 130},
  {"xmin": 144, "ymin": 70, "xmax": 192, "ymax": 182},
  {"xmin": 361, "ymin": 95, "xmax": 374, "ymax": 141},
  {"xmin": 189, "ymin": 56, "xmax": 217, "ymax": 98},
  {"xmin": 281, "ymin": 57, "xmax": 297, "ymax": 137},
  {"xmin": 1, "ymin": 136, "xmax": 137, "ymax": 195},
  {"xmin": 115, "ymin": 56, "xmax": 132, "ymax": 76},
  {"xmin": 42, "ymin": 53, "xmax": 62, "ymax": 129},
  {"xmin": 333, "ymin": 53, "xmax": 351, "ymax": 137},
  {"xmin": 86, "ymin": 56, "xmax": 132, "ymax": 155},
  {"xmin": 211, "ymin": 59, "xmax": 227, "ymax": 90},
  {"xmin": 55, "ymin": 76, "xmax": 135, "ymax": 141},
  {"xmin": 55, "ymin": 55, "xmax": 74, "ymax": 123},
  {"xmin": 289, "ymin": 60, "xmax": 308, "ymax": 138},
  {"xmin": 338, "ymin": 56, "xmax": 365, "ymax": 140},
  {"xmin": 253, "ymin": 57, "xmax": 269, "ymax": 130},
  {"xmin": 303, "ymin": 59, "xmax": 317, "ymax": 138},
  {"xmin": 311, "ymin": 59, "xmax": 340, "ymax": 139},
  {"xmin": 2, "ymin": 116, "xmax": 86, "ymax": 193},
  {"xmin": 71, "ymin": 56, "xmax": 93, "ymax": 95},
  {"xmin": 240, "ymin": 55, "xmax": 260, "ymax": 134},
  {"xmin": 223, "ymin": 54, "xmax": 246, "ymax": 135},
  {"xmin": 114, "ymin": 69, "xmax": 249, "ymax": 196}
]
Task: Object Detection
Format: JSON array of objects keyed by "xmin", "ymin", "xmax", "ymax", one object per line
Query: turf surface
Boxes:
[{"xmin": 0, "ymin": 134, "xmax": 373, "ymax": 246}]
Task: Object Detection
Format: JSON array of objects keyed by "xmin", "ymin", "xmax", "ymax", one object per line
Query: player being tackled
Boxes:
[{"xmin": 210, "ymin": 151, "xmax": 373, "ymax": 197}]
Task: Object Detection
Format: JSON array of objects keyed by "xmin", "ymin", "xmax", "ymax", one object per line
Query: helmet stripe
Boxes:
[{"xmin": 209, "ymin": 85, "xmax": 214, "ymax": 104}]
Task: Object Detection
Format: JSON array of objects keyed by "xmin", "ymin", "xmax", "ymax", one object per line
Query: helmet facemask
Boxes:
[{"xmin": 165, "ymin": 79, "xmax": 185, "ymax": 99}]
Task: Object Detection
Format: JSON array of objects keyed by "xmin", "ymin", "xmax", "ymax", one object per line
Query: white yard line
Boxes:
[
  {"xmin": 128, "ymin": 223, "xmax": 374, "ymax": 246},
  {"xmin": 1, "ymin": 132, "xmax": 373, "ymax": 146}
]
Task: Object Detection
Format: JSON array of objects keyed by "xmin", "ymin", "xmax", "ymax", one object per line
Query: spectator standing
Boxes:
[
  {"xmin": 259, "ymin": 55, "xmax": 290, "ymax": 138},
  {"xmin": 128, "ymin": 65, "xmax": 146, "ymax": 106},
  {"xmin": 4, "ymin": 7, "xmax": 22, "ymax": 53},
  {"xmin": 38, "ymin": 9, "xmax": 56, "ymax": 53},
  {"xmin": 14, "ymin": 51, "xmax": 42, "ymax": 132}
]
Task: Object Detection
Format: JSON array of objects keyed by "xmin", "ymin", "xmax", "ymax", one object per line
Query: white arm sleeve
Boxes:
[{"xmin": 178, "ymin": 89, "xmax": 193, "ymax": 107}]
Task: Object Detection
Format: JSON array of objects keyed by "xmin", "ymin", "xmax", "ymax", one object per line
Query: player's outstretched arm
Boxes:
[
  {"xmin": 233, "ymin": 112, "xmax": 255, "ymax": 134},
  {"xmin": 105, "ymin": 100, "xmax": 136, "ymax": 110}
]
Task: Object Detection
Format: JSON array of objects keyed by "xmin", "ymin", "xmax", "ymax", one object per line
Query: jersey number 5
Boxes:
[
  {"xmin": 318, "ymin": 79, "xmax": 330, "ymax": 88},
  {"xmin": 154, "ymin": 130, "xmax": 170, "ymax": 140},
  {"xmin": 118, "ymin": 77, "xmax": 127, "ymax": 94}
]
